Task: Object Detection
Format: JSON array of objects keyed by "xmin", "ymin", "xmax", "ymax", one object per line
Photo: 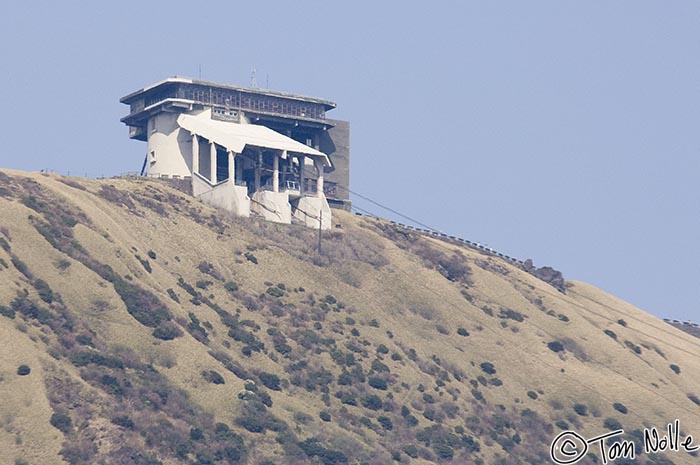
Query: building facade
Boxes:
[{"xmin": 120, "ymin": 77, "xmax": 350, "ymax": 229}]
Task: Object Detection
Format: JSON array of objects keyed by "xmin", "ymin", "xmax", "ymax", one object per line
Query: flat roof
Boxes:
[{"xmin": 120, "ymin": 77, "xmax": 336, "ymax": 110}]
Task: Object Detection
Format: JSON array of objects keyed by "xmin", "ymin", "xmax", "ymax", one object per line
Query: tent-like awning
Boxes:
[{"xmin": 177, "ymin": 114, "xmax": 330, "ymax": 165}]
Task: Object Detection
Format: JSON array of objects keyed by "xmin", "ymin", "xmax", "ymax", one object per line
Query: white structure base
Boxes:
[
  {"xmin": 251, "ymin": 191, "xmax": 292, "ymax": 224},
  {"xmin": 293, "ymin": 194, "xmax": 332, "ymax": 230},
  {"xmin": 192, "ymin": 173, "xmax": 250, "ymax": 217}
]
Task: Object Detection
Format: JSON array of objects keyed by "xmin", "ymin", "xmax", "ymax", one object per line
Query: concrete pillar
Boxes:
[
  {"xmin": 228, "ymin": 151, "xmax": 235, "ymax": 184},
  {"xmin": 210, "ymin": 142, "xmax": 217, "ymax": 183},
  {"xmin": 235, "ymin": 156, "xmax": 243, "ymax": 184},
  {"xmin": 313, "ymin": 133, "xmax": 320, "ymax": 151},
  {"xmin": 315, "ymin": 159, "xmax": 324, "ymax": 198},
  {"xmin": 192, "ymin": 134, "xmax": 199, "ymax": 175},
  {"xmin": 272, "ymin": 152, "xmax": 279, "ymax": 192},
  {"xmin": 254, "ymin": 149, "xmax": 262, "ymax": 192},
  {"xmin": 299, "ymin": 155, "xmax": 305, "ymax": 195}
]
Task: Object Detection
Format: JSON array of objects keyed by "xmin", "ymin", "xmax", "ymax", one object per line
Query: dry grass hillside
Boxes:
[{"xmin": 0, "ymin": 169, "xmax": 699, "ymax": 465}]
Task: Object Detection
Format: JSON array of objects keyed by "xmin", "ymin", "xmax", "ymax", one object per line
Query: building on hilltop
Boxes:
[{"xmin": 120, "ymin": 77, "xmax": 350, "ymax": 229}]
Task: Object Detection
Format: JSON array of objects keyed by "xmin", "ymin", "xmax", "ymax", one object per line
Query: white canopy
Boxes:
[{"xmin": 177, "ymin": 114, "xmax": 329, "ymax": 165}]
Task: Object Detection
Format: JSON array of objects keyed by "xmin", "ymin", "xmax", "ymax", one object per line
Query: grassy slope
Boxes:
[{"xmin": 0, "ymin": 169, "xmax": 699, "ymax": 465}]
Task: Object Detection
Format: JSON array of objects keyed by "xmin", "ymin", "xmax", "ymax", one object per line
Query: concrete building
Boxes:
[{"xmin": 120, "ymin": 77, "xmax": 350, "ymax": 229}]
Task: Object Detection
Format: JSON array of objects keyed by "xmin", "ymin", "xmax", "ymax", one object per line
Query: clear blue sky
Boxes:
[{"xmin": 1, "ymin": 1, "xmax": 698, "ymax": 322}]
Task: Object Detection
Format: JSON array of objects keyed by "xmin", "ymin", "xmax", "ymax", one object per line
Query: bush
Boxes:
[
  {"xmin": 612, "ymin": 402, "xmax": 628, "ymax": 414},
  {"xmin": 670, "ymin": 364, "xmax": 681, "ymax": 375},
  {"xmin": 573, "ymin": 403, "xmax": 588, "ymax": 416},
  {"xmin": 266, "ymin": 287, "xmax": 285, "ymax": 297},
  {"xmin": 111, "ymin": 415, "xmax": 135, "ymax": 429},
  {"xmin": 113, "ymin": 278, "xmax": 171, "ymax": 327},
  {"xmin": 202, "ymin": 370, "xmax": 225, "ymax": 384},
  {"xmin": 604, "ymin": 418, "xmax": 622, "ymax": 430},
  {"xmin": 50, "ymin": 412, "xmax": 73, "ymax": 433},
  {"xmin": 362, "ymin": 395, "xmax": 383, "ymax": 410},
  {"xmin": 555, "ymin": 420, "xmax": 569, "ymax": 430},
  {"xmin": 480, "ymin": 362, "xmax": 496, "ymax": 375},
  {"xmin": 0, "ymin": 306, "xmax": 15, "ymax": 319},
  {"xmin": 547, "ymin": 341, "xmax": 565, "ymax": 353},
  {"xmin": 147, "ymin": 250, "xmax": 157, "ymax": 260},
  {"xmin": 689, "ymin": 394, "xmax": 700, "ymax": 406},
  {"xmin": 376, "ymin": 344, "xmax": 389, "ymax": 354},
  {"xmin": 17, "ymin": 365, "xmax": 30, "ymax": 376},
  {"xmin": 152, "ymin": 323, "xmax": 183, "ymax": 341},
  {"xmin": 403, "ymin": 444, "xmax": 419, "ymax": 458},
  {"xmin": 527, "ymin": 390, "xmax": 538, "ymax": 400},
  {"xmin": 224, "ymin": 281, "xmax": 239, "ymax": 293},
  {"xmin": 377, "ymin": 415, "xmax": 393, "ymax": 430},
  {"xmin": 457, "ymin": 327, "xmax": 469, "ymax": 336},
  {"xmin": 258, "ymin": 372, "xmax": 282, "ymax": 391},
  {"xmin": 319, "ymin": 411, "xmax": 331, "ymax": 422},
  {"xmin": 368, "ymin": 376, "xmax": 388, "ymax": 390},
  {"xmin": 33, "ymin": 279, "xmax": 55, "ymax": 303},
  {"xmin": 604, "ymin": 329, "xmax": 617, "ymax": 340}
]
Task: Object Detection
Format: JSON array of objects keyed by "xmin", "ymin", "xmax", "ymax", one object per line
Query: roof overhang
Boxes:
[{"xmin": 177, "ymin": 114, "xmax": 330, "ymax": 165}]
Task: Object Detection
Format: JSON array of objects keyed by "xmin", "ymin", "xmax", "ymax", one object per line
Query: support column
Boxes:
[
  {"xmin": 313, "ymin": 133, "xmax": 320, "ymax": 151},
  {"xmin": 192, "ymin": 134, "xmax": 199, "ymax": 175},
  {"xmin": 315, "ymin": 159, "xmax": 324, "ymax": 198},
  {"xmin": 272, "ymin": 152, "xmax": 279, "ymax": 192},
  {"xmin": 299, "ymin": 155, "xmax": 305, "ymax": 195},
  {"xmin": 235, "ymin": 156, "xmax": 243, "ymax": 184},
  {"xmin": 210, "ymin": 142, "xmax": 217, "ymax": 183},
  {"xmin": 228, "ymin": 151, "xmax": 235, "ymax": 184},
  {"xmin": 254, "ymin": 149, "xmax": 262, "ymax": 192}
]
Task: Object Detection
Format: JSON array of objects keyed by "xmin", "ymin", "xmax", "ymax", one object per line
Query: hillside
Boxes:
[{"xmin": 0, "ymin": 169, "xmax": 699, "ymax": 465}]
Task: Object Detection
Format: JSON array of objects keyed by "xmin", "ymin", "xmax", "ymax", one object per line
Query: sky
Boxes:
[{"xmin": 0, "ymin": 1, "xmax": 698, "ymax": 322}]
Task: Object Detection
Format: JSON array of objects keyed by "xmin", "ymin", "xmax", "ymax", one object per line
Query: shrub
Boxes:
[
  {"xmin": 670, "ymin": 364, "xmax": 681, "ymax": 375},
  {"xmin": 499, "ymin": 308, "xmax": 525, "ymax": 322},
  {"xmin": 624, "ymin": 340, "xmax": 642, "ymax": 354},
  {"xmin": 17, "ymin": 365, "xmax": 30, "ymax": 376},
  {"xmin": 612, "ymin": 402, "xmax": 628, "ymax": 414},
  {"xmin": 604, "ymin": 329, "xmax": 617, "ymax": 340},
  {"xmin": 573, "ymin": 403, "xmax": 588, "ymax": 416},
  {"xmin": 152, "ymin": 323, "xmax": 183, "ymax": 341},
  {"xmin": 376, "ymin": 344, "xmax": 389, "ymax": 354},
  {"xmin": 111, "ymin": 415, "xmax": 135, "ymax": 429},
  {"xmin": 147, "ymin": 250, "xmax": 157, "ymax": 260},
  {"xmin": 603, "ymin": 418, "xmax": 622, "ymax": 430},
  {"xmin": 224, "ymin": 281, "xmax": 239, "ymax": 293},
  {"xmin": 267, "ymin": 287, "xmax": 285, "ymax": 297},
  {"xmin": 457, "ymin": 327, "xmax": 469, "ymax": 336},
  {"xmin": 362, "ymin": 395, "xmax": 383, "ymax": 410},
  {"xmin": 319, "ymin": 411, "xmax": 331, "ymax": 422},
  {"xmin": 689, "ymin": 394, "xmax": 700, "ymax": 406},
  {"xmin": 368, "ymin": 376, "xmax": 388, "ymax": 390},
  {"xmin": 436, "ymin": 324, "xmax": 449, "ymax": 335},
  {"xmin": 377, "ymin": 415, "xmax": 393, "ymax": 430},
  {"xmin": 113, "ymin": 278, "xmax": 171, "ymax": 327},
  {"xmin": 0, "ymin": 306, "xmax": 15, "ymax": 319},
  {"xmin": 244, "ymin": 252, "xmax": 258, "ymax": 264},
  {"xmin": 480, "ymin": 362, "xmax": 496, "ymax": 375},
  {"xmin": 527, "ymin": 390, "xmax": 538, "ymax": 400},
  {"xmin": 202, "ymin": 370, "xmax": 225, "ymax": 384},
  {"xmin": 547, "ymin": 341, "xmax": 565, "ymax": 353},
  {"xmin": 50, "ymin": 412, "xmax": 73, "ymax": 433},
  {"xmin": 403, "ymin": 444, "xmax": 419, "ymax": 458},
  {"xmin": 166, "ymin": 288, "xmax": 180, "ymax": 303},
  {"xmin": 258, "ymin": 372, "xmax": 282, "ymax": 391},
  {"xmin": 33, "ymin": 279, "xmax": 54, "ymax": 303},
  {"xmin": 555, "ymin": 420, "xmax": 569, "ymax": 430}
]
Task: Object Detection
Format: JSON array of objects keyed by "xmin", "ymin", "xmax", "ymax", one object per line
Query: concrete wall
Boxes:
[
  {"xmin": 146, "ymin": 112, "xmax": 192, "ymax": 178},
  {"xmin": 320, "ymin": 119, "xmax": 350, "ymax": 210},
  {"xmin": 251, "ymin": 191, "xmax": 291, "ymax": 224},
  {"xmin": 292, "ymin": 194, "xmax": 332, "ymax": 230}
]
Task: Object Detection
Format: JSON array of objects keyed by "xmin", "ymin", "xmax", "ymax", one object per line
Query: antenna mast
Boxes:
[{"xmin": 250, "ymin": 68, "xmax": 258, "ymax": 88}]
